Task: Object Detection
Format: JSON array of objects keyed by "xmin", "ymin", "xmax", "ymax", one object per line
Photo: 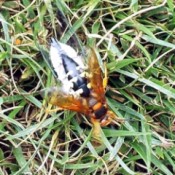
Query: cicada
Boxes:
[{"xmin": 47, "ymin": 38, "xmax": 116, "ymax": 137}]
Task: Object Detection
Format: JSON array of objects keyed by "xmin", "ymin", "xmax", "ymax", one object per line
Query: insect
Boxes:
[{"xmin": 47, "ymin": 38, "xmax": 116, "ymax": 137}]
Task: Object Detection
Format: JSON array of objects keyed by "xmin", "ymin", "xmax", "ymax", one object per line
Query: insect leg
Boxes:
[{"xmin": 103, "ymin": 62, "xmax": 108, "ymax": 89}]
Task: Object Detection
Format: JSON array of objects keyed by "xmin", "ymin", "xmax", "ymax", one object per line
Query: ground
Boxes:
[{"xmin": 0, "ymin": 0, "xmax": 175, "ymax": 174}]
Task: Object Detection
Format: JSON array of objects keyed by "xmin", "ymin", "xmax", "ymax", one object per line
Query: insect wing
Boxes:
[
  {"xmin": 47, "ymin": 87, "xmax": 90, "ymax": 115},
  {"xmin": 87, "ymin": 49, "xmax": 105, "ymax": 101}
]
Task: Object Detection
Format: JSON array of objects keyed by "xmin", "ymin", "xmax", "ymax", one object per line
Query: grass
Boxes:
[{"xmin": 0, "ymin": 0, "xmax": 175, "ymax": 174}]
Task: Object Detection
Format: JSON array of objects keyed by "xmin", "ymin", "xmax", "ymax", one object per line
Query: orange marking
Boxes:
[
  {"xmin": 14, "ymin": 38, "xmax": 22, "ymax": 45},
  {"xmin": 92, "ymin": 102, "xmax": 102, "ymax": 111}
]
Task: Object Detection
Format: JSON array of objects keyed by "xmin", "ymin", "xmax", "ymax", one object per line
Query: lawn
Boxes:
[{"xmin": 0, "ymin": 0, "xmax": 175, "ymax": 174}]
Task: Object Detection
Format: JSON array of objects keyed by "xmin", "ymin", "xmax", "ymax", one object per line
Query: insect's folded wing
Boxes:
[
  {"xmin": 87, "ymin": 49, "xmax": 105, "ymax": 101},
  {"xmin": 46, "ymin": 87, "xmax": 90, "ymax": 115}
]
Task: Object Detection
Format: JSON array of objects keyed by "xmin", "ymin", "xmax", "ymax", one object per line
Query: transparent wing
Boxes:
[
  {"xmin": 46, "ymin": 87, "xmax": 90, "ymax": 115},
  {"xmin": 87, "ymin": 49, "xmax": 105, "ymax": 101}
]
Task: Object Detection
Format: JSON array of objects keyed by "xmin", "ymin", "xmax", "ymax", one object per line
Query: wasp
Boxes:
[{"xmin": 47, "ymin": 38, "xmax": 116, "ymax": 137}]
